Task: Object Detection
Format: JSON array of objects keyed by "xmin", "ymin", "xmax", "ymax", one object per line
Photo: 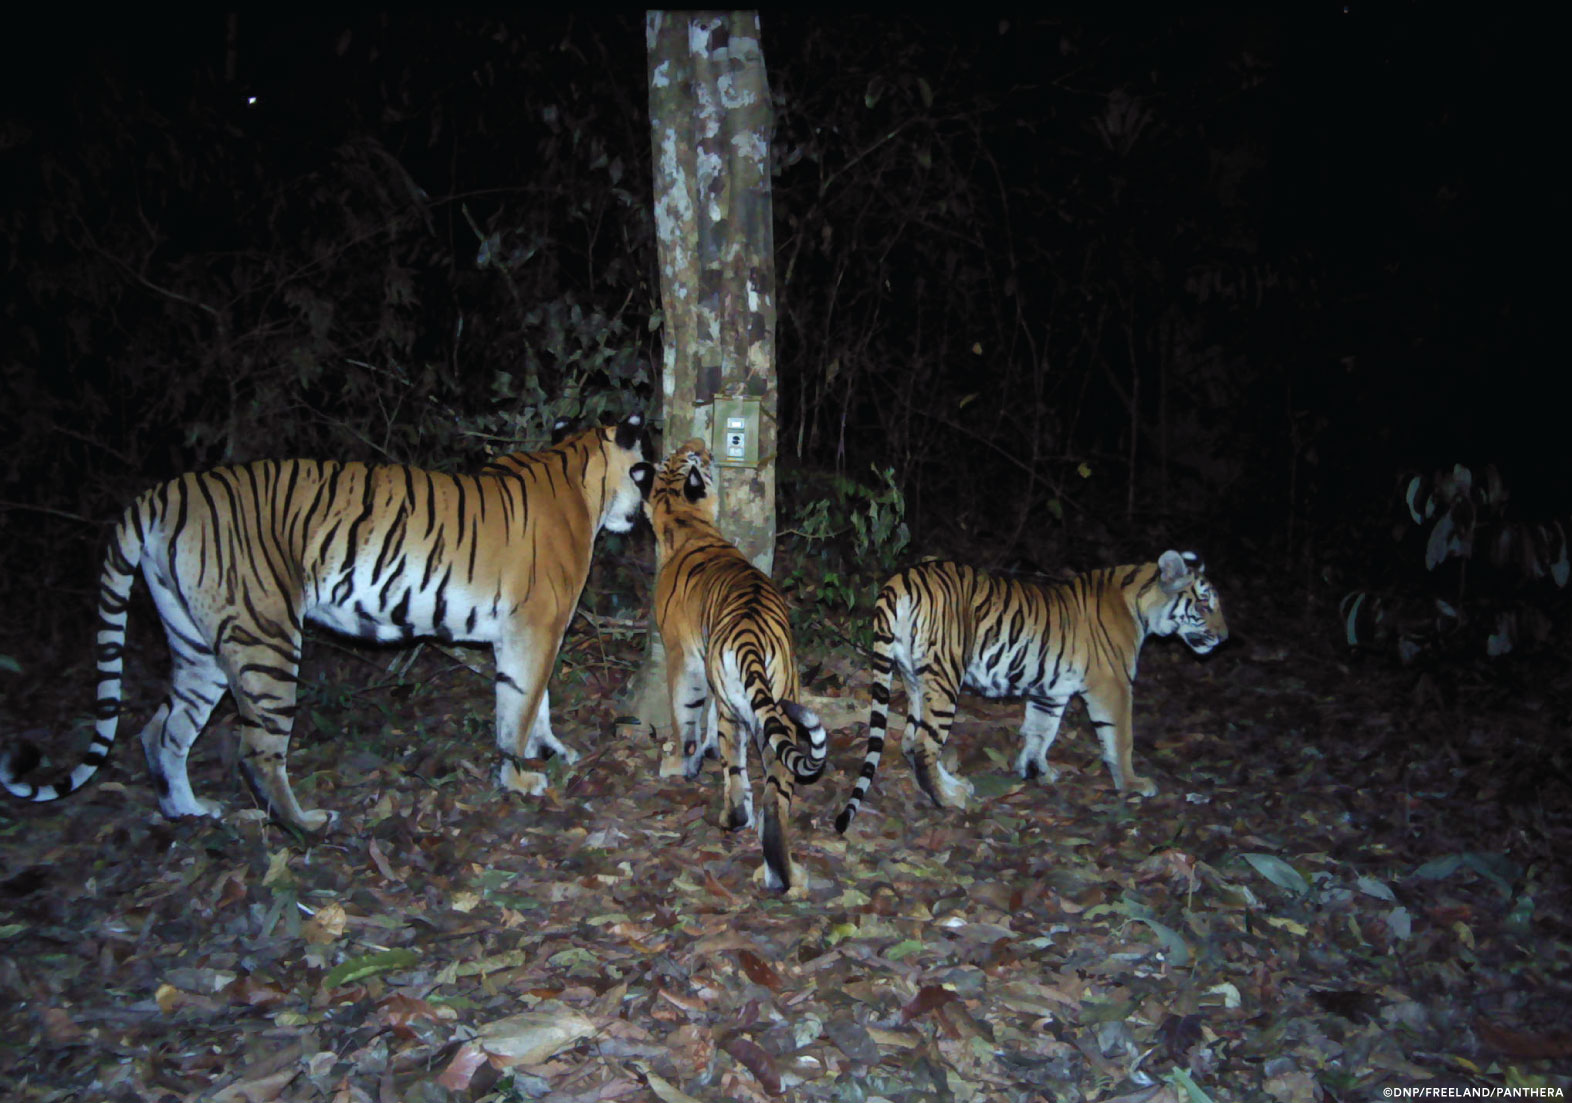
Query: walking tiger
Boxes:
[
  {"xmin": 2, "ymin": 415, "xmax": 654, "ymax": 831},
  {"xmin": 835, "ymin": 552, "xmax": 1227, "ymax": 833}
]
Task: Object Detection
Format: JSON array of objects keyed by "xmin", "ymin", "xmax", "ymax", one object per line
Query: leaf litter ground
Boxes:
[{"xmin": 2, "ymin": 576, "xmax": 1570, "ymax": 1102}]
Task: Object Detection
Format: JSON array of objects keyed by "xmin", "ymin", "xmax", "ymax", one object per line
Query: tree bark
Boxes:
[{"xmin": 625, "ymin": 10, "xmax": 779, "ymax": 732}]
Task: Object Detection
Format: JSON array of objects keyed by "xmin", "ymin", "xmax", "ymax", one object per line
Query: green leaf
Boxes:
[
  {"xmin": 884, "ymin": 939, "xmax": 925, "ymax": 961},
  {"xmin": 322, "ymin": 948, "xmax": 420, "ymax": 989},
  {"xmin": 1355, "ymin": 875, "xmax": 1396, "ymax": 902},
  {"xmin": 1461, "ymin": 852, "xmax": 1518, "ymax": 897},
  {"xmin": 1166, "ymin": 1065, "xmax": 1217, "ymax": 1103},
  {"xmin": 826, "ymin": 922, "xmax": 858, "ymax": 946},
  {"xmin": 1241, "ymin": 853, "xmax": 1310, "ymax": 897},
  {"xmin": 1413, "ymin": 854, "xmax": 1463, "ymax": 880},
  {"xmin": 1414, "ymin": 851, "xmax": 1518, "ymax": 897},
  {"xmin": 1132, "ymin": 916, "xmax": 1191, "ymax": 967},
  {"xmin": 547, "ymin": 947, "xmax": 599, "ymax": 969},
  {"xmin": 969, "ymin": 774, "xmax": 1019, "ymax": 799},
  {"xmin": 1385, "ymin": 905, "xmax": 1412, "ymax": 941},
  {"xmin": 1079, "ymin": 997, "xmax": 1134, "ymax": 1024}
]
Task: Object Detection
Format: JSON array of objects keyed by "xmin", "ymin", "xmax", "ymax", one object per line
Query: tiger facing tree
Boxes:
[
  {"xmin": 835, "ymin": 552, "xmax": 1228, "ymax": 834},
  {"xmin": 647, "ymin": 440, "xmax": 828, "ymax": 892},
  {"xmin": 1, "ymin": 415, "xmax": 655, "ymax": 832}
]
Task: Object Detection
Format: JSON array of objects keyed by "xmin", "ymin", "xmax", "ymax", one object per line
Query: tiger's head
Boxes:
[
  {"xmin": 1148, "ymin": 550, "xmax": 1228, "ymax": 654},
  {"xmin": 646, "ymin": 439, "xmax": 718, "ymax": 538},
  {"xmin": 561, "ymin": 412, "xmax": 654, "ymax": 535}
]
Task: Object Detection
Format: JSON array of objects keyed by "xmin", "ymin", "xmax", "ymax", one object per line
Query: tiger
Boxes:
[
  {"xmin": 834, "ymin": 550, "xmax": 1227, "ymax": 834},
  {"xmin": 1, "ymin": 414, "xmax": 655, "ymax": 832},
  {"xmin": 646, "ymin": 439, "xmax": 828, "ymax": 892}
]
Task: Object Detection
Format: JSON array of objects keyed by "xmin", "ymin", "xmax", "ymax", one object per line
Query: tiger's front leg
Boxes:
[
  {"xmin": 493, "ymin": 629, "xmax": 567, "ymax": 797},
  {"xmin": 1085, "ymin": 684, "xmax": 1156, "ymax": 797},
  {"xmin": 522, "ymin": 688, "xmax": 578, "ymax": 765}
]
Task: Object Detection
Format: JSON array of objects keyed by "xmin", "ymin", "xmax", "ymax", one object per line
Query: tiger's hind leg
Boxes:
[
  {"xmin": 909, "ymin": 668, "xmax": 974, "ymax": 810},
  {"xmin": 228, "ymin": 631, "xmax": 333, "ymax": 831},
  {"xmin": 140, "ymin": 649, "xmax": 228, "ymax": 820},
  {"xmin": 136, "ymin": 578, "xmax": 235, "ymax": 820},
  {"xmin": 666, "ymin": 649, "xmax": 715, "ymax": 780},
  {"xmin": 1015, "ymin": 694, "xmax": 1070, "ymax": 784},
  {"xmin": 717, "ymin": 709, "xmax": 753, "ymax": 831}
]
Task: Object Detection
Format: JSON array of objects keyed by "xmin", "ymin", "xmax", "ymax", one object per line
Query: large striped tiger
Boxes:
[
  {"xmin": 647, "ymin": 440, "xmax": 827, "ymax": 892},
  {"xmin": 835, "ymin": 551, "xmax": 1227, "ymax": 834},
  {"xmin": 1, "ymin": 414, "xmax": 654, "ymax": 832}
]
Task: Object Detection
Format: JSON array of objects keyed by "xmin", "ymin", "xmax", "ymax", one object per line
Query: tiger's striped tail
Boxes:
[
  {"xmin": 779, "ymin": 699, "xmax": 828, "ymax": 784},
  {"xmin": 834, "ymin": 612, "xmax": 896, "ymax": 834},
  {"xmin": 1, "ymin": 502, "xmax": 145, "ymax": 804}
]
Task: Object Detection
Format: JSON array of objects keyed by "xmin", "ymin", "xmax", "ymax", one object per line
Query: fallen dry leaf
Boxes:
[
  {"xmin": 301, "ymin": 901, "xmax": 348, "ymax": 944},
  {"xmin": 435, "ymin": 1041, "xmax": 491, "ymax": 1092},
  {"xmin": 40, "ymin": 1006, "xmax": 83, "ymax": 1046},
  {"xmin": 475, "ymin": 1005, "xmax": 596, "ymax": 1064},
  {"xmin": 1475, "ymin": 1017, "xmax": 1572, "ymax": 1060},
  {"xmin": 735, "ymin": 948, "xmax": 781, "ymax": 989},
  {"xmin": 721, "ymin": 1034, "xmax": 781, "ymax": 1095},
  {"xmin": 209, "ymin": 1068, "xmax": 300, "ymax": 1103}
]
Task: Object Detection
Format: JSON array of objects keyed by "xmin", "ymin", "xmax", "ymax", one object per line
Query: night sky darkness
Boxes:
[{"xmin": 0, "ymin": 6, "xmax": 1555, "ymax": 586}]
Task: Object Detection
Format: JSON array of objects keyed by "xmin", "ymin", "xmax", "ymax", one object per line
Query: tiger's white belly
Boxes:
[{"xmin": 304, "ymin": 579, "xmax": 509, "ymax": 645}]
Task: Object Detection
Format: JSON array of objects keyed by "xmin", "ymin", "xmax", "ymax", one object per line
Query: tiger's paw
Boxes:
[
  {"xmin": 523, "ymin": 732, "xmax": 580, "ymax": 766},
  {"xmin": 296, "ymin": 808, "xmax": 338, "ymax": 832},
  {"xmin": 936, "ymin": 769, "xmax": 975, "ymax": 809},
  {"xmin": 160, "ymin": 795, "xmax": 227, "ymax": 821},
  {"xmin": 498, "ymin": 760, "xmax": 549, "ymax": 797},
  {"xmin": 754, "ymin": 858, "xmax": 809, "ymax": 896},
  {"xmin": 682, "ymin": 739, "xmax": 718, "ymax": 779},
  {"xmin": 1126, "ymin": 774, "xmax": 1157, "ymax": 798},
  {"xmin": 1016, "ymin": 754, "xmax": 1060, "ymax": 784}
]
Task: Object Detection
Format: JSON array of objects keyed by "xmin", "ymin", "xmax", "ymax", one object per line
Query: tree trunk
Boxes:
[{"xmin": 624, "ymin": 10, "xmax": 779, "ymax": 733}]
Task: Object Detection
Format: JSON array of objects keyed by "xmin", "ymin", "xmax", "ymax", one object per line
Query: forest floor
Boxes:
[{"xmin": 1, "ymin": 567, "xmax": 1569, "ymax": 1103}]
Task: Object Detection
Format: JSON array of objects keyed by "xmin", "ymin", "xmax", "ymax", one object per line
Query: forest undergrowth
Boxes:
[{"xmin": 1, "ymin": 555, "xmax": 1568, "ymax": 1102}]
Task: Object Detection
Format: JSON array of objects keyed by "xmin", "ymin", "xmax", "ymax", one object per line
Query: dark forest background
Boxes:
[{"xmin": 0, "ymin": 7, "xmax": 1556, "ymax": 664}]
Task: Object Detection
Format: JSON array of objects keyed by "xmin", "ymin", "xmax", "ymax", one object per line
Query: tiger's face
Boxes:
[
  {"xmin": 647, "ymin": 439, "xmax": 717, "ymax": 532},
  {"xmin": 597, "ymin": 414, "xmax": 656, "ymax": 534},
  {"xmin": 1152, "ymin": 550, "xmax": 1229, "ymax": 654}
]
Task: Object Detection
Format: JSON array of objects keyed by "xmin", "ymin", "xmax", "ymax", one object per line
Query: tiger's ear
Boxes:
[
  {"xmin": 631, "ymin": 462, "xmax": 655, "ymax": 500},
  {"xmin": 682, "ymin": 455, "xmax": 711, "ymax": 503},
  {"xmin": 550, "ymin": 416, "xmax": 577, "ymax": 444},
  {"xmin": 615, "ymin": 412, "xmax": 648, "ymax": 453},
  {"xmin": 1158, "ymin": 549, "xmax": 1196, "ymax": 593}
]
